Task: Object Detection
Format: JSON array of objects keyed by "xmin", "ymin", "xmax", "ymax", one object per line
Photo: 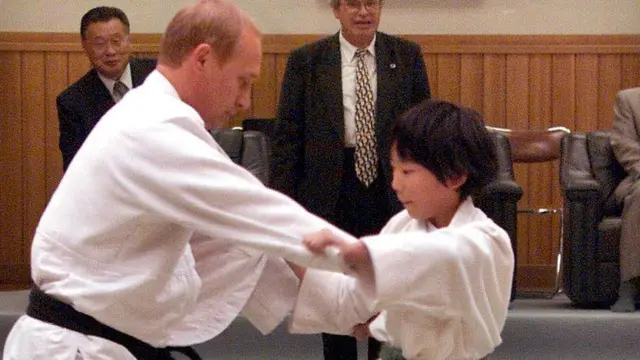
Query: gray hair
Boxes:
[{"xmin": 329, "ymin": 0, "xmax": 384, "ymax": 9}]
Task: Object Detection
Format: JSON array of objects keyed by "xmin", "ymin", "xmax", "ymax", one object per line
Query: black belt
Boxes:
[{"xmin": 26, "ymin": 285, "xmax": 202, "ymax": 360}]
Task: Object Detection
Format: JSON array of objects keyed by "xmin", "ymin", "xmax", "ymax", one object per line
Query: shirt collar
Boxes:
[
  {"xmin": 97, "ymin": 62, "xmax": 133, "ymax": 95},
  {"xmin": 339, "ymin": 31, "xmax": 376, "ymax": 63}
]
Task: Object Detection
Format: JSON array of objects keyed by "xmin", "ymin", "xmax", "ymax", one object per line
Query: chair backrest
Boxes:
[
  {"xmin": 487, "ymin": 126, "xmax": 571, "ymax": 163},
  {"xmin": 210, "ymin": 128, "xmax": 271, "ymax": 184},
  {"xmin": 561, "ymin": 131, "xmax": 627, "ymax": 215},
  {"xmin": 242, "ymin": 118, "xmax": 276, "ymax": 140}
]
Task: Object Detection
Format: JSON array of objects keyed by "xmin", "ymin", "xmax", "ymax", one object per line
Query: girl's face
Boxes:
[{"xmin": 390, "ymin": 144, "xmax": 466, "ymax": 228}]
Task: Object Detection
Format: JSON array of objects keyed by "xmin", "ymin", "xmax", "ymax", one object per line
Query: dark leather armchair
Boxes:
[
  {"xmin": 210, "ymin": 128, "xmax": 271, "ymax": 184},
  {"xmin": 560, "ymin": 131, "xmax": 626, "ymax": 306},
  {"xmin": 474, "ymin": 131, "xmax": 524, "ymax": 301}
]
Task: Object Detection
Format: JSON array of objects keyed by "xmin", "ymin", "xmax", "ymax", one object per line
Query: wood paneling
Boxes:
[{"xmin": 1, "ymin": 32, "xmax": 640, "ymax": 290}]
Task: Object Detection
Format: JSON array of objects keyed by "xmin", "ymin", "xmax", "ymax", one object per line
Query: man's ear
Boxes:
[
  {"xmin": 192, "ymin": 43, "xmax": 214, "ymax": 70},
  {"xmin": 446, "ymin": 173, "xmax": 468, "ymax": 190},
  {"xmin": 81, "ymin": 40, "xmax": 91, "ymax": 56}
]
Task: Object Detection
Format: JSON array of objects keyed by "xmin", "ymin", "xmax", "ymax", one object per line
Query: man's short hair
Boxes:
[
  {"xmin": 392, "ymin": 99, "xmax": 498, "ymax": 200},
  {"xmin": 80, "ymin": 6, "xmax": 130, "ymax": 40},
  {"xmin": 159, "ymin": 0, "xmax": 258, "ymax": 67}
]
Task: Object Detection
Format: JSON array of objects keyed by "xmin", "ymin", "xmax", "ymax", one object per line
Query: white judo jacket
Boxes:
[
  {"xmin": 290, "ymin": 199, "xmax": 515, "ymax": 360},
  {"xmin": 3, "ymin": 71, "xmax": 357, "ymax": 359}
]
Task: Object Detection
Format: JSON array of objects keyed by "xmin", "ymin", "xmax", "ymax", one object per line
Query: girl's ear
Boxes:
[{"xmin": 446, "ymin": 173, "xmax": 468, "ymax": 191}]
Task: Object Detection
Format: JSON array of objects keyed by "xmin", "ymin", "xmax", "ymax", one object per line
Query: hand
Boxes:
[
  {"xmin": 351, "ymin": 313, "xmax": 379, "ymax": 340},
  {"xmin": 304, "ymin": 229, "xmax": 374, "ymax": 281}
]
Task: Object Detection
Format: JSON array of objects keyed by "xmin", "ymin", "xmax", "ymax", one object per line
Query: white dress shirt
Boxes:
[
  {"xmin": 3, "ymin": 70, "xmax": 357, "ymax": 359},
  {"xmin": 290, "ymin": 199, "xmax": 514, "ymax": 360},
  {"xmin": 340, "ymin": 31, "xmax": 377, "ymax": 147},
  {"xmin": 97, "ymin": 63, "xmax": 132, "ymax": 102}
]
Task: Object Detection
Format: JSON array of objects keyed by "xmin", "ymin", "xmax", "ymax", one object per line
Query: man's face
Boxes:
[
  {"xmin": 199, "ymin": 29, "xmax": 262, "ymax": 129},
  {"xmin": 82, "ymin": 18, "xmax": 131, "ymax": 80},
  {"xmin": 333, "ymin": 0, "xmax": 382, "ymax": 48}
]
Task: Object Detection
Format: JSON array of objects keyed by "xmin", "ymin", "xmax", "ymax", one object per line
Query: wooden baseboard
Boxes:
[
  {"xmin": 0, "ymin": 264, "xmax": 30, "ymax": 289},
  {"xmin": 516, "ymin": 264, "xmax": 558, "ymax": 292}
]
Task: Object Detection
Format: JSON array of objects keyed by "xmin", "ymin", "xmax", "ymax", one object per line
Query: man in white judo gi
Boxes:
[{"xmin": 290, "ymin": 100, "xmax": 515, "ymax": 360}]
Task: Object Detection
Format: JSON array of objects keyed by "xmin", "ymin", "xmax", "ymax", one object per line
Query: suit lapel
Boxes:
[
  {"xmin": 316, "ymin": 34, "xmax": 345, "ymax": 143},
  {"xmin": 88, "ymin": 68, "xmax": 116, "ymax": 112},
  {"xmin": 374, "ymin": 33, "xmax": 399, "ymax": 134},
  {"xmin": 130, "ymin": 59, "xmax": 144, "ymax": 87}
]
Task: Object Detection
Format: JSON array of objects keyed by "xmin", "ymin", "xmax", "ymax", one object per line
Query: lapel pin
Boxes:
[{"xmin": 390, "ymin": 63, "xmax": 396, "ymax": 69}]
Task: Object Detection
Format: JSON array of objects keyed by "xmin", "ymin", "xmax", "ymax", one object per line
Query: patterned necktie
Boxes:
[
  {"xmin": 113, "ymin": 81, "xmax": 129, "ymax": 103},
  {"xmin": 354, "ymin": 49, "xmax": 378, "ymax": 186}
]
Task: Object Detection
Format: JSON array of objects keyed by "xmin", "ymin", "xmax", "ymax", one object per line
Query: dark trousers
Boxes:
[
  {"xmin": 323, "ymin": 149, "xmax": 392, "ymax": 360},
  {"xmin": 323, "ymin": 333, "xmax": 382, "ymax": 360}
]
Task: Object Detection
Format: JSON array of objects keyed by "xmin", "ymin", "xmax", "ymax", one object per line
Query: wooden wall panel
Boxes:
[
  {"xmin": 459, "ymin": 54, "xmax": 484, "ymax": 113},
  {"xmin": 0, "ymin": 52, "xmax": 26, "ymax": 286},
  {"xmin": 251, "ymin": 54, "xmax": 278, "ymax": 119},
  {"xmin": 1, "ymin": 33, "xmax": 640, "ymax": 291},
  {"xmin": 575, "ymin": 55, "xmax": 599, "ymax": 131},
  {"xmin": 423, "ymin": 54, "xmax": 438, "ymax": 99},
  {"xmin": 21, "ymin": 52, "xmax": 47, "ymax": 267},
  {"xmin": 483, "ymin": 54, "xmax": 507, "ymax": 127},
  {"xmin": 621, "ymin": 55, "xmax": 640, "ymax": 90},
  {"xmin": 67, "ymin": 52, "xmax": 90, "ymax": 84},
  {"xmin": 598, "ymin": 55, "xmax": 622, "ymax": 130},
  {"xmin": 436, "ymin": 54, "xmax": 461, "ymax": 103},
  {"xmin": 44, "ymin": 53, "xmax": 67, "ymax": 198}
]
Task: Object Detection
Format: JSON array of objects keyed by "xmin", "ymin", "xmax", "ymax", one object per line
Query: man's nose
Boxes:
[{"xmin": 236, "ymin": 90, "xmax": 251, "ymax": 111}]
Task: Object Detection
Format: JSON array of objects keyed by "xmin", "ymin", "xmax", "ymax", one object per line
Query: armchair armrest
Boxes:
[{"xmin": 559, "ymin": 132, "xmax": 607, "ymax": 305}]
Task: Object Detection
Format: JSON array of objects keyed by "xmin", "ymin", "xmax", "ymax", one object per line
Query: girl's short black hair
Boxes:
[{"xmin": 391, "ymin": 99, "xmax": 498, "ymax": 200}]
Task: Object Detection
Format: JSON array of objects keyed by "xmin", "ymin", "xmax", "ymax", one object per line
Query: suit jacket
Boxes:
[
  {"xmin": 611, "ymin": 87, "xmax": 640, "ymax": 201},
  {"xmin": 271, "ymin": 32, "xmax": 431, "ymax": 221},
  {"xmin": 57, "ymin": 57, "xmax": 156, "ymax": 170}
]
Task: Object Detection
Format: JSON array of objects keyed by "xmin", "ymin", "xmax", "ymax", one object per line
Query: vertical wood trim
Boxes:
[
  {"xmin": 460, "ymin": 54, "xmax": 484, "ymax": 115},
  {"xmin": 436, "ymin": 54, "xmax": 461, "ymax": 103},
  {"xmin": 45, "ymin": 52, "xmax": 67, "ymax": 198},
  {"xmin": 21, "ymin": 52, "xmax": 47, "ymax": 263},
  {"xmin": 621, "ymin": 55, "xmax": 640, "ymax": 91},
  {"xmin": 506, "ymin": 55, "xmax": 530, "ymax": 128},
  {"xmin": 67, "ymin": 52, "xmax": 90, "ymax": 84},
  {"xmin": 575, "ymin": 54, "xmax": 599, "ymax": 131},
  {"xmin": 483, "ymin": 54, "xmax": 506, "ymax": 127},
  {"xmin": 598, "ymin": 55, "xmax": 622, "ymax": 130},
  {"xmin": 252, "ymin": 54, "xmax": 277, "ymax": 118},
  {"xmin": 0, "ymin": 52, "xmax": 24, "ymax": 266},
  {"xmin": 423, "ymin": 54, "xmax": 438, "ymax": 99},
  {"xmin": 551, "ymin": 55, "xmax": 576, "ymax": 129}
]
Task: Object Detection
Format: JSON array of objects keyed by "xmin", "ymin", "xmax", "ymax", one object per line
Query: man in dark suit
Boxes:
[
  {"xmin": 270, "ymin": 1, "xmax": 430, "ymax": 359},
  {"xmin": 610, "ymin": 87, "xmax": 640, "ymax": 312},
  {"xmin": 57, "ymin": 6, "xmax": 155, "ymax": 170}
]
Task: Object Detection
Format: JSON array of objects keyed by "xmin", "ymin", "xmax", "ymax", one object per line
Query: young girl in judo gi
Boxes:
[{"xmin": 289, "ymin": 99, "xmax": 515, "ymax": 360}]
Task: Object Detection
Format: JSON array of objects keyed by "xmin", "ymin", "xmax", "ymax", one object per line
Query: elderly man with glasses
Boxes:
[
  {"xmin": 56, "ymin": 6, "xmax": 156, "ymax": 170},
  {"xmin": 270, "ymin": 1, "xmax": 431, "ymax": 359}
]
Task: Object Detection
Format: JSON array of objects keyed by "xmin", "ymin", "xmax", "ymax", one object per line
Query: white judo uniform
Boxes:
[
  {"xmin": 3, "ymin": 71, "xmax": 358, "ymax": 359},
  {"xmin": 291, "ymin": 199, "xmax": 515, "ymax": 360}
]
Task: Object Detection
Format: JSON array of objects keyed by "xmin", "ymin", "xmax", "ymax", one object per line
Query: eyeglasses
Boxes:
[
  {"xmin": 88, "ymin": 35, "xmax": 129, "ymax": 53},
  {"xmin": 343, "ymin": 0, "xmax": 381, "ymax": 11}
]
